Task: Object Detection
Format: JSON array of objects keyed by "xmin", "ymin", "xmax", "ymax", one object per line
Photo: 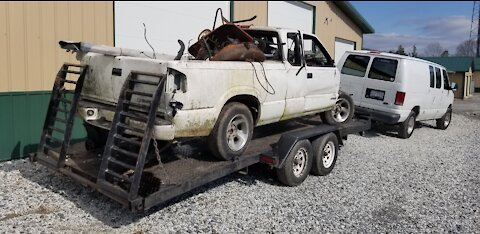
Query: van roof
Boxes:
[{"xmin": 344, "ymin": 50, "xmax": 447, "ymax": 69}]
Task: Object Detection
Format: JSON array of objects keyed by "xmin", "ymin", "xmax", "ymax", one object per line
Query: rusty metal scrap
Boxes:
[{"xmin": 211, "ymin": 42, "xmax": 265, "ymax": 62}]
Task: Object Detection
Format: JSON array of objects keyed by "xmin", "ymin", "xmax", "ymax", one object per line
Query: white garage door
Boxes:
[
  {"xmin": 335, "ymin": 38, "xmax": 355, "ymax": 65},
  {"xmin": 114, "ymin": 1, "xmax": 230, "ymax": 55},
  {"xmin": 267, "ymin": 1, "xmax": 314, "ymax": 33}
]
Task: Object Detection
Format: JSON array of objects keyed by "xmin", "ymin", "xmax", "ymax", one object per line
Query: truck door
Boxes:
[
  {"xmin": 281, "ymin": 32, "xmax": 306, "ymax": 120},
  {"xmin": 302, "ymin": 34, "xmax": 338, "ymax": 112}
]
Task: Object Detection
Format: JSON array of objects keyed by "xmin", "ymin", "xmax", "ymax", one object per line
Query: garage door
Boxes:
[
  {"xmin": 267, "ymin": 1, "xmax": 314, "ymax": 33},
  {"xmin": 114, "ymin": 1, "xmax": 230, "ymax": 55},
  {"xmin": 335, "ymin": 38, "xmax": 355, "ymax": 65}
]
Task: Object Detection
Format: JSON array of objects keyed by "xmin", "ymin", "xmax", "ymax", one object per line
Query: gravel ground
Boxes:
[{"xmin": 0, "ymin": 113, "xmax": 479, "ymax": 233}]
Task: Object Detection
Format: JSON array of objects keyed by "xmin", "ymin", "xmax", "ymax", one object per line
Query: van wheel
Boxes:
[
  {"xmin": 311, "ymin": 133, "xmax": 339, "ymax": 176},
  {"xmin": 321, "ymin": 92, "xmax": 354, "ymax": 125},
  {"xmin": 399, "ymin": 111, "xmax": 416, "ymax": 139},
  {"xmin": 436, "ymin": 108, "xmax": 452, "ymax": 130},
  {"xmin": 276, "ymin": 140, "xmax": 313, "ymax": 186},
  {"xmin": 208, "ymin": 102, "xmax": 253, "ymax": 161}
]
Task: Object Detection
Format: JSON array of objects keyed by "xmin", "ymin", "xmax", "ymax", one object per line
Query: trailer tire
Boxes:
[
  {"xmin": 311, "ymin": 133, "xmax": 339, "ymax": 176},
  {"xmin": 436, "ymin": 108, "xmax": 452, "ymax": 130},
  {"xmin": 276, "ymin": 140, "xmax": 313, "ymax": 186},
  {"xmin": 321, "ymin": 92, "xmax": 354, "ymax": 126},
  {"xmin": 208, "ymin": 102, "xmax": 253, "ymax": 161},
  {"xmin": 399, "ymin": 111, "xmax": 416, "ymax": 139}
]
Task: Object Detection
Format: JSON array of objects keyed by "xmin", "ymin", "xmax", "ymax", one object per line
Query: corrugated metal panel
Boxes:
[
  {"xmin": 0, "ymin": 91, "xmax": 87, "ymax": 161},
  {"xmin": 0, "ymin": 1, "xmax": 114, "ymax": 93}
]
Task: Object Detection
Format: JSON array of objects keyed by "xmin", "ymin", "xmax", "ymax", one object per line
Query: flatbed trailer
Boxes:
[{"xmin": 31, "ymin": 63, "xmax": 370, "ymax": 211}]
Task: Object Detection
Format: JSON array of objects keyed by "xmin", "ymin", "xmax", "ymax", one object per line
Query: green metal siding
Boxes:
[{"xmin": 0, "ymin": 91, "xmax": 86, "ymax": 161}]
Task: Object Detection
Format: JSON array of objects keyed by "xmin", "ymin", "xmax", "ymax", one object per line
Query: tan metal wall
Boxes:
[
  {"xmin": 0, "ymin": 1, "xmax": 114, "ymax": 93},
  {"xmin": 233, "ymin": 1, "xmax": 363, "ymax": 58}
]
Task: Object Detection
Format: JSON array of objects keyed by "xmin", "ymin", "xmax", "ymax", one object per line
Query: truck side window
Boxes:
[
  {"xmin": 442, "ymin": 69, "xmax": 450, "ymax": 90},
  {"xmin": 341, "ymin": 55, "xmax": 370, "ymax": 77},
  {"xmin": 429, "ymin": 66, "xmax": 435, "ymax": 88},
  {"xmin": 368, "ymin": 57, "xmax": 398, "ymax": 82},
  {"xmin": 287, "ymin": 33, "xmax": 302, "ymax": 66},
  {"xmin": 435, "ymin": 67, "xmax": 442, "ymax": 89},
  {"xmin": 302, "ymin": 34, "xmax": 333, "ymax": 67}
]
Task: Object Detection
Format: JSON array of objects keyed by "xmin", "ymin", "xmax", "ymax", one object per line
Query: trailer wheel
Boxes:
[
  {"xmin": 311, "ymin": 133, "xmax": 339, "ymax": 176},
  {"xmin": 398, "ymin": 111, "xmax": 416, "ymax": 139},
  {"xmin": 321, "ymin": 92, "xmax": 354, "ymax": 126},
  {"xmin": 276, "ymin": 140, "xmax": 313, "ymax": 186},
  {"xmin": 208, "ymin": 102, "xmax": 253, "ymax": 161},
  {"xmin": 436, "ymin": 108, "xmax": 452, "ymax": 130}
]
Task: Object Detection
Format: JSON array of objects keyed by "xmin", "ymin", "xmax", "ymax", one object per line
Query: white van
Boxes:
[{"xmin": 338, "ymin": 51, "xmax": 456, "ymax": 138}]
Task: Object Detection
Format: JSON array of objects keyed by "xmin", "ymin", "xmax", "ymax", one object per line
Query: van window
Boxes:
[
  {"xmin": 368, "ymin": 58, "xmax": 398, "ymax": 82},
  {"xmin": 442, "ymin": 69, "xmax": 450, "ymax": 90},
  {"xmin": 429, "ymin": 66, "xmax": 435, "ymax": 88},
  {"xmin": 341, "ymin": 55, "xmax": 370, "ymax": 77},
  {"xmin": 435, "ymin": 67, "xmax": 442, "ymax": 89}
]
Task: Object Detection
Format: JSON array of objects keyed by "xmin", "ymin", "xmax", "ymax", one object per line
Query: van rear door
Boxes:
[
  {"xmin": 339, "ymin": 53, "xmax": 371, "ymax": 106},
  {"xmin": 360, "ymin": 56, "xmax": 399, "ymax": 113}
]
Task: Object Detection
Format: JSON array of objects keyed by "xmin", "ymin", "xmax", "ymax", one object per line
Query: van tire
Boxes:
[
  {"xmin": 321, "ymin": 92, "xmax": 354, "ymax": 126},
  {"xmin": 399, "ymin": 111, "xmax": 416, "ymax": 139},
  {"xmin": 436, "ymin": 108, "xmax": 452, "ymax": 130},
  {"xmin": 311, "ymin": 133, "xmax": 339, "ymax": 176},
  {"xmin": 276, "ymin": 140, "xmax": 313, "ymax": 186},
  {"xmin": 208, "ymin": 102, "xmax": 253, "ymax": 161}
]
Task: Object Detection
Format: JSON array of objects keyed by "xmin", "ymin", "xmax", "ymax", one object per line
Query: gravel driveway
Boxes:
[{"xmin": 0, "ymin": 113, "xmax": 479, "ymax": 233}]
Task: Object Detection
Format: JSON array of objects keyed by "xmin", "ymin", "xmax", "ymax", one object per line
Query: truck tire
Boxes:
[
  {"xmin": 208, "ymin": 102, "xmax": 253, "ymax": 161},
  {"xmin": 436, "ymin": 108, "xmax": 452, "ymax": 130},
  {"xmin": 276, "ymin": 140, "xmax": 313, "ymax": 186},
  {"xmin": 321, "ymin": 92, "xmax": 354, "ymax": 126},
  {"xmin": 398, "ymin": 111, "xmax": 416, "ymax": 139},
  {"xmin": 311, "ymin": 133, "xmax": 339, "ymax": 176}
]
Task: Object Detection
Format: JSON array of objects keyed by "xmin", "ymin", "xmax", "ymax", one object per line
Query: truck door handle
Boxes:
[{"xmin": 307, "ymin": 73, "xmax": 313, "ymax": 79}]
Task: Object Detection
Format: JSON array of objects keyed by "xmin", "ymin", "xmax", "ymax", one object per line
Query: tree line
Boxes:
[{"xmin": 384, "ymin": 40, "xmax": 476, "ymax": 57}]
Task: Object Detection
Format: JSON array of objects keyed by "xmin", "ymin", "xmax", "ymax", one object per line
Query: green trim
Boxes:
[
  {"xmin": 113, "ymin": 0, "xmax": 116, "ymax": 47},
  {"xmin": 0, "ymin": 91, "xmax": 86, "ymax": 161},
  {"xmin": 333, "ymin": 1, "xmax": 375, "ymax": 34},
  {"xmin": 312, "ymin": 4, "xmax": 316, "ymax": 34},
  {"xmin": 229, "ymin": 1, "xmax": 234, "ymax": 22}
]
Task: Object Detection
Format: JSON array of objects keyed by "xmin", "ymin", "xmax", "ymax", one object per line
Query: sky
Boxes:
[{"xmin": 350, "ymin": 1, "xmax": 474, "ymax": 56}]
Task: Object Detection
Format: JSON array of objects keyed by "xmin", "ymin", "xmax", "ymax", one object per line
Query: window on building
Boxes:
[
  {"xmin": 302, "ymin": 34, "xmax": 333, "ymax": 67},
  {"xmin": 286, "ymin": 33, "xmax": 302, "ymax": 66},
  {"xmin": 435, "ymin": 67, "xmax": 442, "ymax": 89},
  {"xmin": 442, "ymin": 69, "xmax": 450, "ymax": 90},
  {"xmin": 368, "ymin": 57, "xmax": 398, "ymax": 82},
  {"xmin": 429, "ymin": 66, "xmax": 435, "ymax": 88},
  {"xmin": 341, "ymin": 55, "xmax": 370, "ymax": 77}
]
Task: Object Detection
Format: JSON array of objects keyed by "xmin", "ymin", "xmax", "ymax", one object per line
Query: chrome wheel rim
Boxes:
[
  {"xmin": 293, "ymin": 148, "xmax": 307, "ymax": 177},
  {"xmin": 226, "ymin": 114, "xmax": 249, "ymax": 151},
  {"xmin": 323, "ymin": 142, "xmax": 335, "ymax": 168},
  {"xmin": 331, "ymin": 98, "xmax": 351, "ymax": 123},
  {"xmin": 407, "ymin": 116, "xmax": 415, "ymax": 134},
  {"xmin": 444, "ymin": 112, "xmax": 451, "ymax": 126}
]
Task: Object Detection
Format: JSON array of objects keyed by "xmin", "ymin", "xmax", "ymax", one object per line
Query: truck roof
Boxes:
[{"xmin": 245, "ymin": 25, "xmax": 313, "ymax": 35}]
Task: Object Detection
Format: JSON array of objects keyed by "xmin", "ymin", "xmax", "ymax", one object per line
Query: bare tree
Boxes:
[
  {"xmin": 423, "ymin": 42, "xmax": 444, "ymax": 57},
  {"xmin": 456, "ymin": 40, "xmax": 476, "ymax": 56}
]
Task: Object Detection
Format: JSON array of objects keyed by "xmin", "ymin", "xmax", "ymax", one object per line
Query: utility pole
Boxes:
[{"xmin": 470, "ymin": 1, "xmax": 480, "ymax": 57}]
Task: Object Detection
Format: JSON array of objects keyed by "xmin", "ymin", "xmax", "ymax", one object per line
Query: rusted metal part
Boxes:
[{"xmin": 211, "ymin": 42, "xmax": 265, "ymax": 62}]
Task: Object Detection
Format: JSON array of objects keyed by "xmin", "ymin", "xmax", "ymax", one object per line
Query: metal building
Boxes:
[{"xmin": 0, "ymin": 1, "xmax": 373, "ymax": 160}]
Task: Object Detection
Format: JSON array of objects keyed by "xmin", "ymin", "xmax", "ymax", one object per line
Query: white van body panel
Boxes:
[{"xmin": 338, "ymin": 51, "xmax": 454, "ymax": 125}]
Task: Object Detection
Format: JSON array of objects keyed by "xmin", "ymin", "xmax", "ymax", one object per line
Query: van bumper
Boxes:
[{"xmin": 356, "ymin": 106, "xmax": 400, "ymax": 124}]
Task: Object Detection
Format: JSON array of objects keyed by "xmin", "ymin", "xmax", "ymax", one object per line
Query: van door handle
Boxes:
[{"xmin": 307, "ymin": 73, "xmax": 313, "ymax": 79}]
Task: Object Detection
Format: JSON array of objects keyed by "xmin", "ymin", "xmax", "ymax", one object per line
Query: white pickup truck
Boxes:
[{"xmin": 63, "ymin": 25, "xmax": 354, "ymax": 160}]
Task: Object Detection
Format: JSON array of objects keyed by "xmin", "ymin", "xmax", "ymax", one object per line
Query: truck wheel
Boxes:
[
  {"xmin": 398, "ymin": 111, "xmax": 416, "ymax": 139},
  {"xmin": 436, "ymin": 108, "xmax": 452, "ymax": 130},
  {"xmin": 321, "ymin": 92, "xmax": 354, "ymax": 126},
  {"xmin": 208, "ymin": 102, "xmax": 253, "ymax": 161},
  {"xmin": 276, "ymin": 140, "xmax": 313, "ymax": 186},
  {"xmin": 311, "ymin": 133, "xmax": 339, "ymax": 176}
]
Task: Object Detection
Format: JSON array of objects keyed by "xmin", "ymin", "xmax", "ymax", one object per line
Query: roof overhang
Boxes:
[{"xmin": 333, "ymin": 1, "xmax": 375, "ymax": 34}]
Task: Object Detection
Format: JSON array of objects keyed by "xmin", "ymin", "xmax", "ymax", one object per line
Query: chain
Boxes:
[{"xmin": 151, "ymin": 130, "xmax": 170, "ymax": 184}]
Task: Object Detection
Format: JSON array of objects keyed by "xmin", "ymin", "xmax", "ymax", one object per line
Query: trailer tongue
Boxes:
[{"xmin": 32, "ymin": 63, "xmax": 370, "ymax": 212}]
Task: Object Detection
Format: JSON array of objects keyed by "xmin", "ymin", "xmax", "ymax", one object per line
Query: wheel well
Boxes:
[
  {"xmin": 412, "ymin": 106, "xmax": 420, "ymax": 116},
  {"xmin": 226, "ymin": 95, "xmax": 260, "ymax": 124}
]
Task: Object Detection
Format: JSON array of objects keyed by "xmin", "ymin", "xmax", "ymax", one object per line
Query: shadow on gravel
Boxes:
[
  {"xmin": 362, "ymin": 121, "xmax": 439, "ymax": 139},
  {"xmin": 1, "ymin": 158, "xmax": 279, "ymax": 228}
]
